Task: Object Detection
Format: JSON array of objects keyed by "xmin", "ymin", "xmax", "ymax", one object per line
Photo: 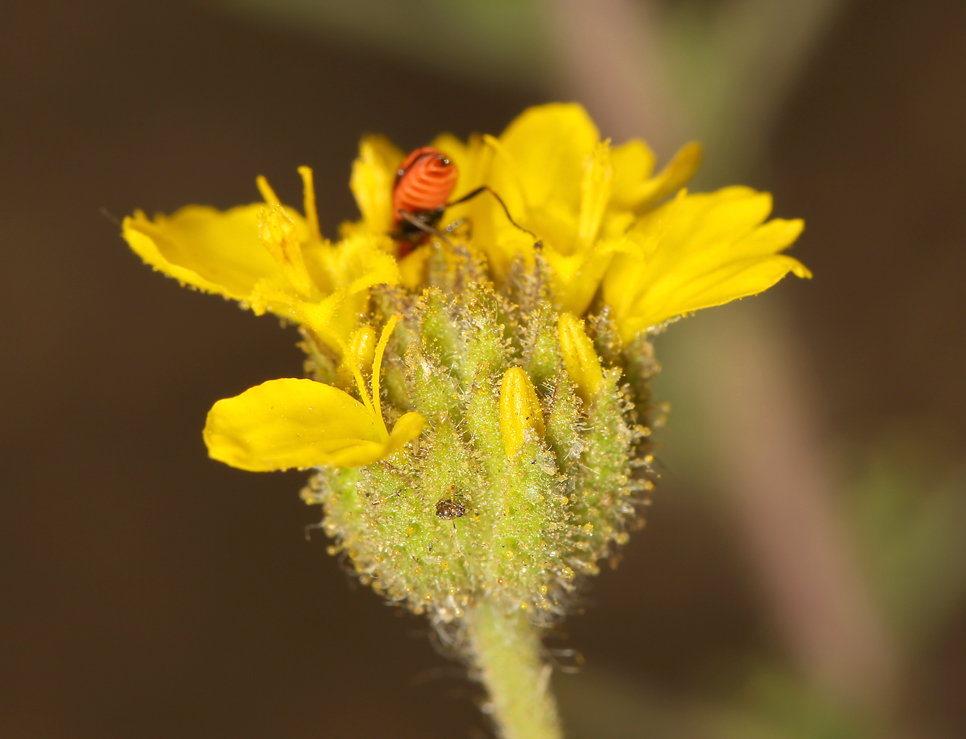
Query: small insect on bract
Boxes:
[{"xmin": 435, "ymin": 498, "xmax": 466, "ymax": 520}]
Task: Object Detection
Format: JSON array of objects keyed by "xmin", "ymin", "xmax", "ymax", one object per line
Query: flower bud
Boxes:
[
  {"xmin": 499, "ymin": 367, "xmax": 545, "ymax": 458},
  {"xmin": 557, "ymin": 312, "xmax": 604, "ymax": 402}
]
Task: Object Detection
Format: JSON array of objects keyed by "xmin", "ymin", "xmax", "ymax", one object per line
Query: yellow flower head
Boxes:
[
  {"xmin": 123, "ymin": 103, "xmax": 814, "ymax": 640},
  {"xmin": 123, "ymin": 102, "xmax": 808, "ymax": 474}
]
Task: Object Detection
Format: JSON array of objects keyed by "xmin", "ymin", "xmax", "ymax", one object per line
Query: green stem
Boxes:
[{"xmin": 466, "ymin": 602, "xmax": 563, "ymax": 739}]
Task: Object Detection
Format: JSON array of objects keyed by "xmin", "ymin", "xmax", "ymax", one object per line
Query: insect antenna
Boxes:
[
  {"xmin": 100, "ymin": 207, "xmax": 121, "ymax": 227},
  {"xmin": 445, "ymin": 186, "xmax": 537, "ymax": 242}
]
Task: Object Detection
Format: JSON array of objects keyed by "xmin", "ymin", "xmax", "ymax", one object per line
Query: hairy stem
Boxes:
[{"xmin": 466, "ymin": 602, "xmax": 562, "ymax": 739}]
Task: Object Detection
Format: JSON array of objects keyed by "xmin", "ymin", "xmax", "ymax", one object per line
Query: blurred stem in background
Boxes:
[
  {"xmin": 543, "ymin": 0, "xmax": 900, "ymax": 729},
  {"xmin": 674, "ymin": 303, "xmax": 897, "ymax": 712},
  {"xmin": 195, "ymin": 0, "xmax": 966, "ymax": 736}
]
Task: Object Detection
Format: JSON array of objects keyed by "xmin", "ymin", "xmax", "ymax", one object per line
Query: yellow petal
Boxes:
[
  {"xmin": 558, "ymin": 313, "xmax": 604, "ymax": 402},
  {"xmin": 399, "ymin": 245, "xmax": 432, "ymax": 290},
  {"xmin": 123, "ymin": 205, "xmax": 308, "ymax": 300},
  {"xmin": 603, "ymin": 187, "xmax": 809, "ymax": 341},
  {"xmin": 499, "ymin": 367, "xmax": 545, "ymax": 459},
  {"xmin": 484, "ymin": 228, "xmax": 539, "ymax": 283},
  {"xmin": 577, "ymin": 141, "xmax": 613, "ymax": 251},
  {"xmin": 246, "ymin": 283, "xmax": 342, "ymax": 340},
  {"xmin": 323, "ymin": 412, "xmax": 424, "ymax": 467},
  {"xmin": 610, "ymin": 139, "xmax": 656, "ymax": 208},
  {"xmin": 429, "ymin": 132, "xmax": 495, "ymax": 259},
  {"xmin": 622, "ymin": 142, "xmax": 702, "ymax": 212},
  {"xmin": 429, "ymin": 132, "xmax": 491, "ymax": 204},
  {"xmin": 303, "ymin": 231, "xmax": 400, "ymax": 296},
  {"xmin": 350, "ymin": 134, "xmax": 405, "ymax": 234},
  {"xmin": 204, "ymin": 378, "xmax": 425, "ymax": 471},
  {"xmin": 204, "ymin": 378, "xmax": 386, "ymax": 471},
  {"xmin": 493, "ymin": 103, "xmax": 600, "ymax": 217},
  {"xmin": 258, "ymin": 202, "xmax": 314, "ymax": 297},
  {"xmin": 383, "ymin": 412, "xmax": 425, "ymax": 459},
  {"xmin": 301, "ymin": 232, "xmax": 401, "ymax": 347},
  {"xmin": 543, "ymin": 237, "xmax": 625, "ymax": 316}
]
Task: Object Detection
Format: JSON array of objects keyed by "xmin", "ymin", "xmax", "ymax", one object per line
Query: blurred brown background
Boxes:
[{"xmin": 1, "ymin": 0, "xmax": 964, "ymax": 737}]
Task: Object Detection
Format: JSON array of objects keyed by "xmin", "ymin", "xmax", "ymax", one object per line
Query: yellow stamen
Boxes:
[
  {"xmin": 297, "ymin": 166, "xmax": 322, "ymax": 242},
  {"xmin": 371, "ymin": 314, "xmax": 400, "ymax": 434},
  {"xmin": 256, "ymin": 175, "xmax": 281, "ymax": 206},
  {"xmin": 327, "ymin": 326, "xmax": 377, "ymax": 420}
]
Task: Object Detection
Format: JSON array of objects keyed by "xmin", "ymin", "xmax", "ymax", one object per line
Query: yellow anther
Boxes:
[
  {"xmin": 557, "ymin": 313, "xmax": 604, "ymax": 402},
  {"xmin": 499, "ymin": 367, "xmax": 545, "ymax": 459},
  {"xmin": 371, "ymin": 314, "xmax": 400, "ymax": 432},
  {"xmin": 257, "ymin": 202, "xmax": 314, "ymax": 297}
]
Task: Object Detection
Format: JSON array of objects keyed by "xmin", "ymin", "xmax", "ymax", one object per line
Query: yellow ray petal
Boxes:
[
  {"xmin": 429, "ymin": 132, "xmax": 494, "ymax": 254},
  {"xmin": 617, "ymin": 254, "xmax": 809, "ymax": 339},
  {"xmin": 629, "ymin": 142, "xmax": 703, "ymax": 212},
  {"xmin": 399, "ymin": 245, "xmax": 432, "ymax": 290},
  {"xmin": 577, "ymin": 141, "xmax": 613, "ymax": 251},
  {"xmin": 204, "ymin": 378, "xmax": 384, "ymax": 471},
  {"xmin": 603, "ymin": 187, "xmax": 809, "ymax": 341},
  {"xmin": 123, "ymin": 205, "xmax": 308, "ymax": 300},
  {"xmin": 350, "ymin": 134, "xmax": 405, "ymax": 234},
  {"xmin": 610, "ymin": 139, "xmax": 656, "ymax": 208},
  {"xmin": 493, "ymin": 103, "xmax": 600, "ymax": 216},
  {"xmin": 304, "ymin": 231, "xmax": 401, "ymax": 297},
  {"xmin": 543, "ymin": 237, "xmax": 626, "ymax": 316},
  {"xmin": 204, "ymin": 378, "xmax": 423, "ymax": 471},
  {"xmin": 258, "ymin": 202, "xmax": 314, "ymax": 297},
  {"xmin": 429, "ymin": 132, "xmax": 490, "ymax": 203},
  {"xmin": 299, "ymin": 233, "xmax": 401, "ymax": 348},
  {"xmin": 382, "ymin": 412, "xmax": 425, "ymax": 458}
]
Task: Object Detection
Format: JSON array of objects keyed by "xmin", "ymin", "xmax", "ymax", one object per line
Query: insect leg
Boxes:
[{"xmin": 396, "ymin": 209, "xmax": 455, "ymax": 248}]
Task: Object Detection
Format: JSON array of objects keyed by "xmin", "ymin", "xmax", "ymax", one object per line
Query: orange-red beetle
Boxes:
[
  {"xmin": 392, "ymin": 147, "xmax": 458, "ymax": 235},
  {"xmin": 390, "ymin": 146, "xmax": 535, "ymax": 257}
]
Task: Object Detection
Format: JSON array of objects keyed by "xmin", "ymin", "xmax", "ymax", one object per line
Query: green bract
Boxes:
[{"xmin": 300, "ymin": 250, "xmax": 657, "ymax": 623}]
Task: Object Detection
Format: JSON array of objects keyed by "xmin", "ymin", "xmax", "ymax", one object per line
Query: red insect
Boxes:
[{"xmin": 390, "ymin": 146, "xmax": 535, "ymax": 258}]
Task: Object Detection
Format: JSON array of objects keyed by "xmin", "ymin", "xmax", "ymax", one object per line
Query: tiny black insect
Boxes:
[{"xmin": 435, "ymin": 498, "xmax": 466, "ymax": 520}]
